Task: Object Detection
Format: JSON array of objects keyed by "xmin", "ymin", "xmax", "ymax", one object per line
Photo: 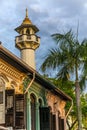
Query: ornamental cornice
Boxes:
[{"xmin": 0, "ymin": 59, "xmax": 25, "ymax": 82}]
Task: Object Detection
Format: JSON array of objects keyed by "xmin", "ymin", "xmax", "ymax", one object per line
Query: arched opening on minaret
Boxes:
[{"xmin": 26, "ymin": 29, "xmax": 30, "ymax": 34}]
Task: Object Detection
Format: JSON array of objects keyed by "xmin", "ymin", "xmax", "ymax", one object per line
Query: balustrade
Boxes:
[{"xmin": 16, "ymin": 35, "xmax": 40, "ymax": 44}]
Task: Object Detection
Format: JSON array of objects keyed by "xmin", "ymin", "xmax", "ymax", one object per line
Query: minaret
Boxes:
[{"xmin": 15, "ymin": 9, "xmax": 40, "ymax": 69}]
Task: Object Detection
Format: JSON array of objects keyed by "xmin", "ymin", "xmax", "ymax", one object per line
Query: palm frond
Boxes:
[
  {"xmin": 41, "ymin": 48, "xmax": 62, "ymax": 72},
  {"xmin": 56, "ymin": 65, "xmax": 70, "ymax": 80},
  {"xmin": 41, "ymin": 29, "xmax": 87, "ymax": 92},
  {"xmin": 51, "ymin": 29, "xmax": 75, "ymax": 49}
]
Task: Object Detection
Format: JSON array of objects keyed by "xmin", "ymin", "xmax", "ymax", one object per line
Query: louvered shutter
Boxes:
[
  {"xmin": 5, "ymin": 89, "xmax": 15, "ymax": 126},
  {"xmin": 15, "ymin": 94, "xmax": 24, "ymax": 129}
]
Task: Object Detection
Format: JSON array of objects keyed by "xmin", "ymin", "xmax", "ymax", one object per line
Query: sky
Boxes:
[{"xmin": 0, "ymin": 0, "xmax": 87, "ymax": 73}]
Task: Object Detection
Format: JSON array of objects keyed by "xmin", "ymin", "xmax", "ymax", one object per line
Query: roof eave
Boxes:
[{"xmin": 15, "ymin": 24, "xmax": 39, "ymax": 33}]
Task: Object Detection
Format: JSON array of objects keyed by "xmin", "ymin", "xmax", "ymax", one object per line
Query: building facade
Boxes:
[{"xmin": 0, "ymin": 9, "xmax": 72, "ymax": 130}]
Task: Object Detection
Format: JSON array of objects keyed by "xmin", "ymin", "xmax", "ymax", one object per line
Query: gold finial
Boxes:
[
  {"xmin": 21, "ymin": 8, "xmax": 32, "ymax": 25},
  {"xmin": 26, "ymin": 8, "xmax": 28, "ymax": 18}
]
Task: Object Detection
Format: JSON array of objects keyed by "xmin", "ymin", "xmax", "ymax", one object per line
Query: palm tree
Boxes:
[{"xmin": 41, "ymin": 30, "xmax": 87, "ymax": 130}]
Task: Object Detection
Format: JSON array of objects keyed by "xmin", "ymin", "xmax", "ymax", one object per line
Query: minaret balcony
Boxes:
[{"xmin": 15, "ymin": 34, "xmax": 40, "ymax": 45}]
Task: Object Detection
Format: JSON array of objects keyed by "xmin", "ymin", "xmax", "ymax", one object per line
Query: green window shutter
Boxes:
[{"xmin": 40, "ymin": 107, "xmax": 51, "ymax": 130}]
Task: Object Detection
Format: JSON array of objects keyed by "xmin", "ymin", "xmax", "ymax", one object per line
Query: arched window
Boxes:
[{"xmin": 30, "ymin": 94, "xmax": 36, "ymax": 130}]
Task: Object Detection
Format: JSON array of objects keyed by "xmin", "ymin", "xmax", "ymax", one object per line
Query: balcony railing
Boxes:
[{"xmin": 15, "ymin": 34, "xmax": 40, "ymax": 44}]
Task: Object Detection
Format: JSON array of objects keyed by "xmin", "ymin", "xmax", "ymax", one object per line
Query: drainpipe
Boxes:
[
  {"xmin": 65, "ymin": 99, "xmax": 73, "ymax": 118},
  {"xmin": 24, "ymin": 72, "xmax": 35, "ymax": 94}
]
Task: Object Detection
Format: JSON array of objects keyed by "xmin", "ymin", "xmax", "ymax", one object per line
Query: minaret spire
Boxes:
[{"xmin": 26, "ymin": 8, "xmax": 28, "ymax": 18}]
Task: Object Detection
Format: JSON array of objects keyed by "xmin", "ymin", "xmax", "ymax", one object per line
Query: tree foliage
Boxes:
[
  {"xmin": 41, "ymin": 29, "xmax": 87, "ymax": 130},
  {"xmin": 47, "ymin": 77, "xmax": 87, "ymax": 129}
]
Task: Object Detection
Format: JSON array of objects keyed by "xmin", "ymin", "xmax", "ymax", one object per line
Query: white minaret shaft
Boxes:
[
  {"xmin": 21, "ymin": 49, "xmax": 35, "ymax": 69},
  {"xmin": 15, "ymin": 9, "xmax": 40, "ymax": 69}
]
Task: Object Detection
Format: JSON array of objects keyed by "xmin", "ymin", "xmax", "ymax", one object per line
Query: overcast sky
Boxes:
[{"xmin": 0, "ymin": 0, "xmax": 87, "ymax": 72}]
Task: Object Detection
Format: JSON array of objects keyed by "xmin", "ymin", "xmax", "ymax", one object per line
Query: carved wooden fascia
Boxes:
[
  {"xmin": 0, "ymin": 59, "xmax": 26, "ymax": 94},
  {"xmin": 0, "ymin": 59, "xmax": 25, "ymax": 82}
]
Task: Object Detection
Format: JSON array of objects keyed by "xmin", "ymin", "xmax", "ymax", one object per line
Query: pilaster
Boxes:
[
  {"xmin": 27, "ymin": 93, "xmax": 31, "ymax": 130},
  {"xmin": 36, "ymin": 101, "xmax": 40, "ymax": 130}
]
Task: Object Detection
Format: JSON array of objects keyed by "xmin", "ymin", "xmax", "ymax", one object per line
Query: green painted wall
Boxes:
[{"xmin": 25, "ymin": 80, "xmax": 48, "ymax": 130}]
